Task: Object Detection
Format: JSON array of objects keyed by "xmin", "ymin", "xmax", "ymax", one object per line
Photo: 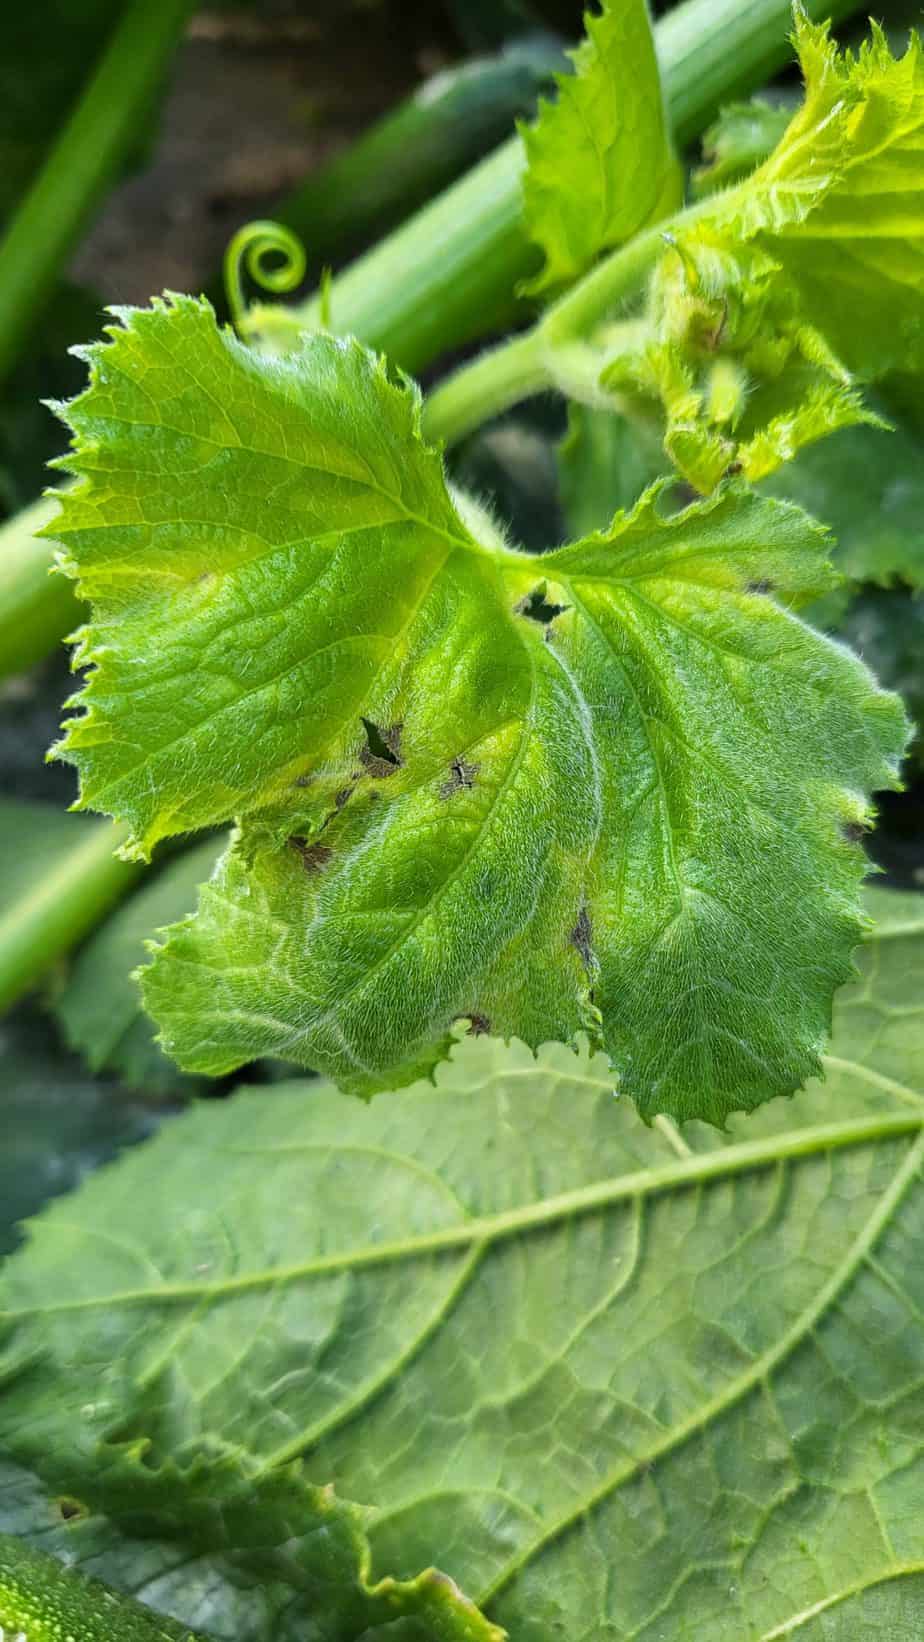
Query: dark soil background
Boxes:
[{"xmin": 71, "ymin": 5, "xmax": 459, "ymax": 304}]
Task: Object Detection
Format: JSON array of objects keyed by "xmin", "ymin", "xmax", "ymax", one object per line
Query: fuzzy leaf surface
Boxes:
[
  {"xmin": 2, "ymin": 889, "xmax": 924, "ymax": 1638},
  {"xmin": 675, "ymin": 13, "xmax": 924, "ymax": 378},
  {"xmin": 48, "ymin": 299, "xmax": 907, "ymax": 1120},
  {"xmin": 520, "ymin": 0, "xmax": 681, "ymax": 296}
]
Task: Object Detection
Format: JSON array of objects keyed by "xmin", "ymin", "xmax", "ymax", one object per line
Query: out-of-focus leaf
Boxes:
[
  {"xmin": 55, "ymin": 835, "xmax": 226, "ymax": 1092},
  {"xmin": 838, "ymin": 588, "xmax": 924, "ymax": 766},
  {"xmin": 0, "ymin": 798, "xmax": 138, "ymax": 1013},
  {"xmin": 557, "ymin": 402, "xmax": 668, "ymax": 537},
  {"xmin": 691, "ymin": 95, "xmax": 794, "ymax": 197},
  {"xmin": 0, "ymin": 1009, "xmax": 163, "ymax": 1256},
  {"xmin": 762, "ymin": 412, "xmax": 924, "ymax": 591}
]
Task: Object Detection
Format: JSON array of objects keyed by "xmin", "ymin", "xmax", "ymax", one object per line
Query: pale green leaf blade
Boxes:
[
  {"xmin": 765, "ymin": 18, "xmax": 924, "ymax": 380},
  {"xmin": 2, "ymin": 889, "xmax": 924, "ymax": 1637},
  {"xmin": 541, "ymin": 485, "xmax": 908, "ymax": 1120},
  {"xmin": 697, "ymin": 14, "xmax": 924, "ymax": 372},
  {"xmin": 45, "ymin": 296, "xmax": 469, "ymax": 860},
  {"xmin": 46, "ymin": 300, "xmax": 908, "ymax": 1120},
  {"xmin": 520, "ymin": 0, "xmax": 681, "ymax": 297},
  {"xmin": 55, "ymin": 835, "xmax": 226, "ymax": 1090}
]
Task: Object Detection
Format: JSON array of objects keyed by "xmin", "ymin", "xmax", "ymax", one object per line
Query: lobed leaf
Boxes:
[
  {"xmin": 520, "ymin": 0, "xmax": 681, "ymax": 297},
  {"xmin": 592, "ymin": 14, "xmax": 924, "ymax": 490},
  {"xmin": 2, "ymin": 889, "xmax": 924, "ymax": 1637},
  {"xmin": 46, "ymin": 299, "xmax": 908, "ymax": 1120}
]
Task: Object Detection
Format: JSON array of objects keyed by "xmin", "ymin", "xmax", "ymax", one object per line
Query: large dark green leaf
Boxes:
[{"xmin": 2, "ymin": 888, "xmax": 924, "ymax": 1637}]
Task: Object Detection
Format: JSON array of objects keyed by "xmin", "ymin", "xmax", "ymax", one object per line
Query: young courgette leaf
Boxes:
[
  {"xmin": 519, "ymin": 0, "xmax": 682, "ymax": 296},
  {"xmin": 43, "ymin": 299, "xmax": 908, "ymax": 1121}
]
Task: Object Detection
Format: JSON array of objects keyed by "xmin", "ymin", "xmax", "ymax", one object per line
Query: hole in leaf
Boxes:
[
  {"xmin": 516, "ymin": 582, "xmax": 568, "ymax": 624},
  {"xmin": 288, "ymin": 837, "xmax": 333, "ymax": 874},
  {"xmin": 56, "ymin": 1497, "xmax": 87, "ymax": 1522},
  {"xmin": 440, "ymin": 758, "xmax": 480, "ymax": 799},
  {"xmin": 360, "ymin": 717, "xmax": 403, "ymax": 777}
]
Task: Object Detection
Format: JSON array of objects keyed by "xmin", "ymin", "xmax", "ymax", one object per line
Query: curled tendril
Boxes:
[{"xmin": 223, "ymin": 220, "xmax": 307, "ymax": 339}]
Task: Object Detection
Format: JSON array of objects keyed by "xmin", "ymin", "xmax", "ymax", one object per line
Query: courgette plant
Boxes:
[
  {"xmin": 2, "ymin": 2, "xmax": 924, "ymax": 1639},
  {"xmin": 42, "ymin": 5, "xmax": 914, "ymax": 1121}
]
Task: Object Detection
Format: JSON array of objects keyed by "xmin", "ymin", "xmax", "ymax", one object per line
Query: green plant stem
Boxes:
[
  {"xmin": 422, "ymin": 186, "xmax": 739, "ymax": 447},
  {"xmin": 274, "ymin": 36, "xmax": 566, "ymax": 272},
  {"xmin": 0, "ymin": 494, "xmax": 84, "ymax": 677},
  {"xmin": 0, "ymin": 0, "xmax": 193, "ymax": 385},
  {"xmin": 0, "ymin": 820, "xmax": 140, "ymax": 1013},
  {"xmin": 259, "ymin": 0, "xmax": 863, "ymax": 373}
]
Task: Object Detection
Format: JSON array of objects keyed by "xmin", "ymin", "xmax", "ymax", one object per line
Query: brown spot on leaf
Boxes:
[
  {"xmin": 360, "ymin": 717, "xmax": 403, "ymax": 777},
  {"xmin": 516, "ymin": 583, "xmax": 568, "ymax": 624},
  {"xmin": 440, "ymin": 757, "xmax": 480, "ymax": 799},
  {"xmin": 288, "ymin": 836, "xmax": 333, "ymax": 874},
  {"xmin": 335, "ymin": 785, "xmax": 355, "ymax": 810},
  {"xmin": 724, "ymin": 460, "xmax": 744, "ymax": 478},
  {"xmin": 465, "ymin": 1012, "xmax": 491, "ymax": 1036},
  {"xmin": 841, "ymin": 820, "xmax": 867, "ymax": 844},
  {"xmin": 294, "ymin": 771, "xmax": 315, "ymax": 789},
  {"xmin": 746, "ymin": 578, "xmax": 774, "ymax": 595},
  {"xmin": 570, "ymin": 906, "xmax": 594, "ymax": 970},
  {"xmin": 705, "ymin": 299, "xmax": 729, "ymax": 350}
]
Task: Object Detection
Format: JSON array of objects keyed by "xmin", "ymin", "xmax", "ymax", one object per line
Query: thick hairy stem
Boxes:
[{"xmin": 422, "ymin": 186, "xmax": 740, "ymax": 447}]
